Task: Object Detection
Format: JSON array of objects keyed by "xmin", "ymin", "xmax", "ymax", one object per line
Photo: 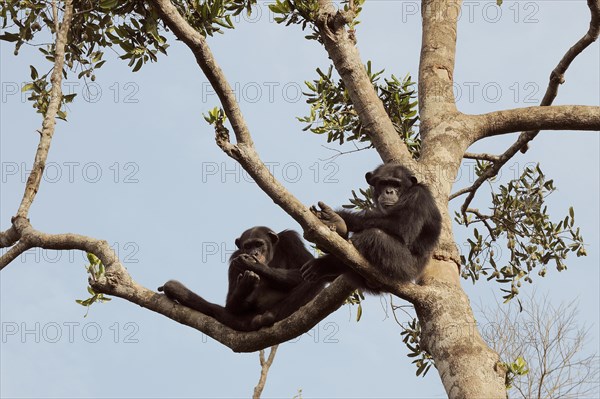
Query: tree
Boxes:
[
  {"xmin": 0, "ymin": 1, "xmax": 598, "ymax": 398},
  {"xmin": 478, "ymin": 292, "xmax": 600, "ymax": 399}
]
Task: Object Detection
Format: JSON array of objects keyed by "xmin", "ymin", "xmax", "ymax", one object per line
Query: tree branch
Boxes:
[
  {"xmin": 314, "ymin": 0, "xmax": 414, "ymax": 164},
  {"xmin": 451, "ymin": 0, "xmax": 600, "ymax": 212},
  {"xmin": 465, "ymin": 208, "xmax": 496, "ymax": 240},
  {"xmin": 253, "ymin": 345, "xmax": 279, "ymax": 399},
  {"xmin": 9, "ymin": 216, "xmax": 119, "ymax": 268},
  {"xmin": 0, "ymin": 225, "xmax": 20, "ymax": 248},
  {"xmin": 16, "ymin": 0, "xmax": 74, "ymax": 218},
  {"xmin": 0, "ymin": 241, "xmax": 32, "ymax": 271},
  {"xmin": 471, "ymin": 0, "xmax": 599, "ymax": 143},
  {"xmin": 463, "ymin": 153, "xmax": 500, "ymax": 162},
  {"xmin": 476, "ymin": 105, "xmax": 600, "ymax": 139},
  {"xmin": 3, "ymin": 216, "xmax": 358, "ymax": 352},
  {"xmin": 450, "ymin": 106, "xmax": 600, "ymax": 206},
  {"xmin": 94, "ymin": 269, "xmax": 357, "ymax": 353},
  {"xmin": 148, "ymin": 0, "xmax": 253, "ymax": 146}
]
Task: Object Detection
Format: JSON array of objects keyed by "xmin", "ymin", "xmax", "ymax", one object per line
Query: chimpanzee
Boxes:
[
  {"xmin": 159, "ymin": 226, "xmax": 325, "ymax": 331},
  {"xmin": 301, "ymin": 163, "xmax": 442, "ymax": 292}
]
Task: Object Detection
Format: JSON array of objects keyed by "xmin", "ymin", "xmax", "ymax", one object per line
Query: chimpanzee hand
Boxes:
[
  {"xmin": 236, "ymin": 270, "xmax": 260, "ymax": 291},
  {"xmin": 231, "ymin": 253, "xmax": 268, "ymax": 274},
  {"xmin": 311, "ymin": 201, "xmax": 348, "ymax": 238},
  {"xmin": 300, "ymin": 259, "xmax": 319, "ymax": 282}
]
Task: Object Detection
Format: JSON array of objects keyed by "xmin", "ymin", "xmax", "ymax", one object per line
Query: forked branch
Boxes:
[
  {"xmin": 451, "ymin": 0, "xmax": 600, "ymax": 214},
  {"xmin": 253, "ymin": 345, "xmax": 279, "ymax": 398},
  {"xmin": 472, "ymin": 0, "xmax": 600, "ymax": 143}
]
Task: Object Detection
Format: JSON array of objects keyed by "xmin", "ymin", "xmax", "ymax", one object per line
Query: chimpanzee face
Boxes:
[
  {"xmin": 235, "ymin": 228, "xmax": 279, "ymax": 264},
  {"xmin": 374, "ymin": 179, "xmax": 402, "ymax": 213},
  {"xmin": 365, "ymin": 164, "xmax": 418, "ymax": 215},
  {"xmin": 241, "ymin": 239, "xmax": 271, "ymax": 263}
]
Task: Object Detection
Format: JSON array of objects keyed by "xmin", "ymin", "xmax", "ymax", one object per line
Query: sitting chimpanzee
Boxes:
[
  {"xmin": 159, "ymin": 226, "xmax": 325, "ymax": 331},
  {"xmin": 301, "ymin": 163, "xmax": 442, "ymax": 293}
]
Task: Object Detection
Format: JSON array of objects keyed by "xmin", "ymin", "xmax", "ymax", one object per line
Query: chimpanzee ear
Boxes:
[
  {"xmin": 268, "ymin": 231, "xmax": 279, "ymax": 245},
  {"xmin": 365, "ymin": 172, "xmax": 374, "ymax": 185},
  {"xmin": 410, "ymin": 175, "xmax": 418, "ymax": 186},
  {"xmin": 235, "ymin": 238, "xmax": 241, "ymax": 249}
]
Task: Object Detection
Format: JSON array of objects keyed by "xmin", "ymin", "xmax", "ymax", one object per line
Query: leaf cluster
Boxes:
[
  {"xmin": 1, "ymin": 0, "xmax": 263, "ymax": 118},
  {"xmin": 269, "ymin": 0, "xmax": 320, "ymax": 41},
  {"xmin": 457, "ymin": 165, "xmax": 586, "ymax": 302},
  {"xmin": 400, "ymin": 318, "xmax": 434, "ymax": 377},
  {"xmin": 20, "ymin": 65, "xmax": 76, "ymax": 120},
  {"xmin": 269, "ymin": 0, "xmax": 364, "ymax": 42},
  {"xmin": 203, "ymin": 106, "xmax": 227, "ymax": 125},
  {"xmin": 172, "ymin": 0, "xmax": 257, "ymax": 37},
  {"xmin": 343, "ymin": 289, "xmax": 365, "ymax": 321},
  {"xmin": 500, "ymin": 356, "xmax": 529, "ymax": 389},
  {"xmin": 76, "ymin": 253, "xmax": 111, "ymax": 317},
  {"xmin": 298, "ymin": 63, "xmax": 420, "ymax": 158},
  {"xmin": 1, "ymin": 1, "xmax": 172, "ymax": 119}
]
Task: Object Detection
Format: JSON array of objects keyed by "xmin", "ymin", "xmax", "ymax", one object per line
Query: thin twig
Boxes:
[
  {"xmin": 463, "ymin": 152, "xmax": 500, "ymax": 162},
  {"xmin": 319, "ymin": 143, "xmax": 371, "ymax": 161},
  {"xmin": 253, "ymin": 345, "xmax": 279, "ymax": 399},
  {"xmin": 465, "ymin": 208, "xmax": 496, "ymax": 240}
]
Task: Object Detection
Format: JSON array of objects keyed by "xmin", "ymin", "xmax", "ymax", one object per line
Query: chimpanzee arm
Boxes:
[
  {"xmin": 338, "ymin": 186, "xmax": 433, "ymax": 245},
  {"xmin": 335, "ymin": 209, "xmax": 372, "ymax": 232},
  {"xmin": 312, "ymin": 202, "xmax": 392, "ymax": 233}
]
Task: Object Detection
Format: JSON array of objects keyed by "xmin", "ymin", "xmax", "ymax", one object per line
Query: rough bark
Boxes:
[{"xmin": 416, "ymin": 266, "xmax": 507, "ymax": 398}]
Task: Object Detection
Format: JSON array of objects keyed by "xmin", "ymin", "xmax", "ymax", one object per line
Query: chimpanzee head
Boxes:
[
  {"xmin": 235, "ymin": 226, "xmax": 279, "ymax": 264},
  {"xmin": 365, "ymin": 164, "xmax": 418, "ymax": 214}
]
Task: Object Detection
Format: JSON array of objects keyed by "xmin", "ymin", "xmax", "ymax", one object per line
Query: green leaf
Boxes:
[
  {"xmin": 21, "ymin": 83, "xmax": 34, "ymax": 92},
  {"xmin": 99, "ymin": 0, "xmax": 119, "ymax": 10},
  {"xmin": 29, "ymin": 66, "xmax": 38, "ymax": 80},
  {"xmin": 63, "ymin": 93, "xmax": 77, "ymax": 103},
  {"xmin": 0, "ymin": 32, "xmax": 20, "ymax": 42},
  {"xmin": 132, "ymin": 58, "xmax": 143, "ymax": 72}
]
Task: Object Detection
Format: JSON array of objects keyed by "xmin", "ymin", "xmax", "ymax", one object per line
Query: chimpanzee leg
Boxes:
[
  {"xmin": 159, "ymin": 280, "xmax": 258, "ymax": 331},
  {"xmin": 300, "ymin": 255, "xmax": 347, "ymax": 282},
  {"xmin": 250, "ymin": 281, "xmax": 325, "ymax": 329}
]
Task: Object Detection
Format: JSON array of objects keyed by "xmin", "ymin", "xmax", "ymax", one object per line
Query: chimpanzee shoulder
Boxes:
[{"xmin": 273, "ymin": 229, "xmax": 314, "ymax": 268}]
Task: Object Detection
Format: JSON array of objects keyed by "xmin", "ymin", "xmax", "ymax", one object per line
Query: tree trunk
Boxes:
[{"xmin": 418, "ymin": 259, "xmax": 507, "ymax": 398}]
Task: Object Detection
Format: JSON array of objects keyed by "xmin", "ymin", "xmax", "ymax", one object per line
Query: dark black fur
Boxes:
[
  {"xmin": 159, "ymin": 227, "xmax": 325, "ymax": 331},
  {"xmin": 301, "ymin": 164, "xmax": 442, "ymax": 293}
]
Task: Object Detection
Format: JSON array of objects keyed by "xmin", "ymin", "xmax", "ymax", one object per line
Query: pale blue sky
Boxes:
[{"xmin": 1, "ymin": 1, "xmax": 598, "ymax": 398}]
